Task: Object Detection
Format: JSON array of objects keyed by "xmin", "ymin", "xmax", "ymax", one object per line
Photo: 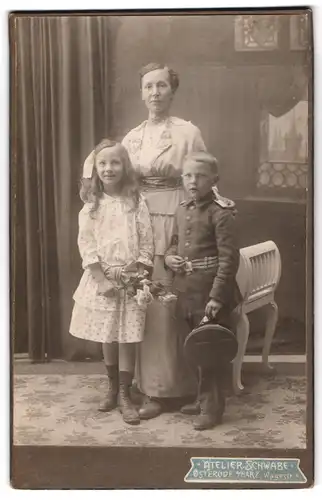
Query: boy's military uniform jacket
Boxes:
[{"xmin": 165, "ymin": 190, "xmax": 242, "ymax": 311}]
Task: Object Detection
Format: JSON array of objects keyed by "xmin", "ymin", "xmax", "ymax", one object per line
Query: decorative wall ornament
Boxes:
[
  {"xmin": 234, "ymin": 15, "xmax": 280, "ymax": 51},
  {"xmin": 258, "ymin": 98, "xmax": 308, "ymax": 191},
  {"xmin": 290, "ymin": 14, "xmax": 309, "ymax": 50},
  {"xmin": 257, "ymin": 162, "xmax": 308, "ymax": 190}
]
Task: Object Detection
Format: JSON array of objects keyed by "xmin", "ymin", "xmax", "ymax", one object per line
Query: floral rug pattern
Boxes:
[{"xmin": 13, "ymin": 374, "xmax": 307, "ymax": 448}]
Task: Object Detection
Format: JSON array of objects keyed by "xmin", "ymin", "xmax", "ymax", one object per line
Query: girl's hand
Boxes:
[
  {"xmin": 165, "ymin": 255, "xmax": 185, "ymax": 272},
  {"xmin": 126, "ymin": 285, "xmax": 137, "ymax": 298},
  {"xmin": 205, "ymin": 299, "xmax": 222, "ymax": 320},
  {"xmin": 137, "ymin": 263, "xmax": 149, "ymax": 277}
]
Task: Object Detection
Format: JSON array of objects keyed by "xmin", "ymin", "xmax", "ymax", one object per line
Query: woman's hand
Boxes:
[
  {"xmin": 165, "ymin": 255, "xmax": 185, "ymax": 272},
  {"xmin": 205, "ymin": 299, "xmax": 222, "ymax": 320}
]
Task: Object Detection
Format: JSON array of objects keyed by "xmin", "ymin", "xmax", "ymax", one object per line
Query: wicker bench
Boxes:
[{"xmin": 232, "ymin": 241, "xmax": 282, "ymax": 393}]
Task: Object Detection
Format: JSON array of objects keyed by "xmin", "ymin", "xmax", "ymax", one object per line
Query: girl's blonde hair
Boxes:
[{"xmin": 80, "ymin": 139, "xmax": 140, "ymax": 216}]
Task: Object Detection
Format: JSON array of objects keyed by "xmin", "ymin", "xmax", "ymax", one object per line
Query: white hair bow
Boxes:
[{"xmin": 82, "ymin": 150, "xmax": 95, "ymax": 178}]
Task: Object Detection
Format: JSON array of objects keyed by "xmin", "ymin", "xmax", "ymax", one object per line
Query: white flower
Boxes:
[{"xmin": 134, "ymin": 285, "xmax": 153, "ymax": 306}]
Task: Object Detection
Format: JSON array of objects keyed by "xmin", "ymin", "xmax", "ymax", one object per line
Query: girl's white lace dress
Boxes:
[{"xmin": 69, "ymin": 194, "xmax": 154, "ymax": 343}]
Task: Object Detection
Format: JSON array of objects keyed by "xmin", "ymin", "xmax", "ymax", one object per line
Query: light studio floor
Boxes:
[{"xmin": 13, "ymin": 358, "xmax": 307, "ymax": 449}]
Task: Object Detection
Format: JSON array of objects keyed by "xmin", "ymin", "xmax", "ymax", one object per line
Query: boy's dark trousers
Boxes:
[{"xmin": 176, "ymin": 282, "xmax": 234, "ymax": 430}]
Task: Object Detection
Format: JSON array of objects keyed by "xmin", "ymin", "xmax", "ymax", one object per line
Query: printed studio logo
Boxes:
[{"xmin": 184, "ymin": 458, "xmax": 307, "ymax": 484}]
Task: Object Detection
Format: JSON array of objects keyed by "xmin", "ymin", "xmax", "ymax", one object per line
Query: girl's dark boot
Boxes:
[
  {"xmin": 98, "ymin": 365, "xmax": 118, "ymax": 412},
  {"xmin": 119, "ymin": 371, "xmax": 140, "ymax": 425}
]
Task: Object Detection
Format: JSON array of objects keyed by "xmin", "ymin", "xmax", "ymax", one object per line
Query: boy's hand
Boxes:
[
  {"xmin": 165, "ymin": 255, "xmax": 185, "ymax": 272},
  {"xmin": 205, "ymin": 299, "xmax": 222, "ymax": 320}
]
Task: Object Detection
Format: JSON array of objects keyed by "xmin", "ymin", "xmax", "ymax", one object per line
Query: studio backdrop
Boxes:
[{"xmin": 11, "ymin": 14, "xmax": 309, "ymax": 361}]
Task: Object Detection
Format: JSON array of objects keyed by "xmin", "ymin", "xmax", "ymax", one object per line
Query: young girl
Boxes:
[{"xmin": 69, "ymin": 139, "xmax": 154, "ymax": 425}]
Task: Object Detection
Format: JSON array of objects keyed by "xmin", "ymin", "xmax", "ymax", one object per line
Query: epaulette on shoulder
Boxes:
[
  {"xmin": 179, "ymin": 200, "xmax": 189, "ymax": 206},
  {"xmin": 213, "ymin": 197, "xmax": 235, "ymax": 209},
  {"xmin": 212, "ymin": 187, "xmax": 236, "ymax": 209}
]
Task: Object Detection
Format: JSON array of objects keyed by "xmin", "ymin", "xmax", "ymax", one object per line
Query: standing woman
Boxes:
[{"xmin": 121, "ymin": 63, "xmax": 207, "ymax": 419}]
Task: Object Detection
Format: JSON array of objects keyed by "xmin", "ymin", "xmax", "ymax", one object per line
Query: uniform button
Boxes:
[
  {"xmin": 186, "ymin": 229, "xmax": 191, "ymax": 235},
  {"xmin": 190, "ymin": 206, "xmax": 195, "ymax": 210},
  {"xmin": 186, "ymin": 216, "xmax": 191, "ymax": 221},
  {"xmin": 185, "ymin": 242, "xmax": 190, "ymax": 247}
]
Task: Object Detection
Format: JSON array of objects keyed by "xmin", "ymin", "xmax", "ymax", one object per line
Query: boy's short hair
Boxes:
[{"xmin": 183, "ymin": 152, "xmax": 219, "ymax": 180}]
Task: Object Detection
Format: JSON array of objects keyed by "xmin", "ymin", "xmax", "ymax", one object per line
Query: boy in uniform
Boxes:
[{"xmin": 165, "ymin": 151, "xmax": 241, "ymax": 430}]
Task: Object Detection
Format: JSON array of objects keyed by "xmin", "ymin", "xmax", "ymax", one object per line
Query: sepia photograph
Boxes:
[{"xmin": 10, "ymin": 8, "xmax": 313, "ymax": 489}]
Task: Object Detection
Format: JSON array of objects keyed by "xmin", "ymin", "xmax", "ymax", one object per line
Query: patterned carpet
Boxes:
[{"xmin": 13, "ymin": 372, "xmax": 307, "ymax": 448}]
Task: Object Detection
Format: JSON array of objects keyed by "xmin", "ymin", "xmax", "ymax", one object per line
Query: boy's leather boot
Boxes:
[{"xmin": 193, "ymin": 370, "xmax": 225, "ymax": 431}]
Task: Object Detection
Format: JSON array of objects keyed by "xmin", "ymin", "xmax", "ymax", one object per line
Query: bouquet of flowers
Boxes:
[{"xmin": 102, "ymin": 261, "xmax": 177, "ymax": 306}]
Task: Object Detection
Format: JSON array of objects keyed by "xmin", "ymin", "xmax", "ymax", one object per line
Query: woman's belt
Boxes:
[{"xmin": 139, "ymin": 176, "xmax": 182, "ymax": 190}]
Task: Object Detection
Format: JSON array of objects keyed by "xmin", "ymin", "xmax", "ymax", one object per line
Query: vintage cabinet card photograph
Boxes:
[{"xmin": 10, "ymin": 7, "xmax": 314, "ymax": 489}]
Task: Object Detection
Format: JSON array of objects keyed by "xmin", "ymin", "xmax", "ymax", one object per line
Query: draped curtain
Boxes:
[{"xmin": 12, "ymin": 15, "xmax": 114, "ymax": 361}]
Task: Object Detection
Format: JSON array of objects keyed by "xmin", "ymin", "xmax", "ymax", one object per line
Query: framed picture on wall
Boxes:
[{"xmin": 9, "ymin": 7, "xmax": 314, "ymax": 490}]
